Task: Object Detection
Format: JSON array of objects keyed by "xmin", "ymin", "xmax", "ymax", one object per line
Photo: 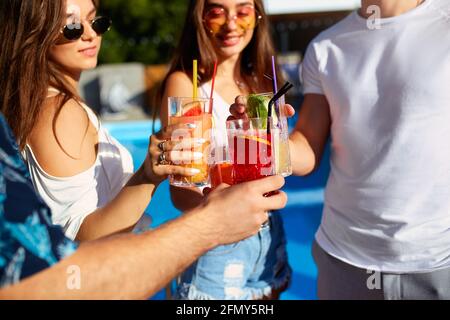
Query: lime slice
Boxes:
[
  {"xmin": 272, "ymin": 128, "xmax": 281, "ymax": 173},
  {"xmin": 246, "ymin": 94, "xmax": 279, "ymax": 130},
  {"xmin": 247, "ymin": 94, "xmax": 270, "ymax": 119}
]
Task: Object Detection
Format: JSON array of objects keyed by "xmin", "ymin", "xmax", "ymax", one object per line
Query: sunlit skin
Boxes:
[
  {"xmin": 205, "ymin": 0, "xmax": 257, "ymax": 61},
  {"xmin": 29, "ymin": 0, "xmax": 209, "ymax": 242},
  {"xmin": 162, "ymin": 0, "xmax": 287, "ymax": 214},
  {"xmin": 360, "ymin": 0, "xmax": 424, "ymax": 18},
  {"xmin": 0, "ymin": 0, "xmax": 291, "ymax": 300},
  {"xmin": 49, "ymin": 0, "xmax": 101, "ymax": 83}
]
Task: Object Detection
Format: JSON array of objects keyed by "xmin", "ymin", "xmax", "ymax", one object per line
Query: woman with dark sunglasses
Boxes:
[
  {"xmin": 159, "ymin": 0, "xmax": 292, "ymax": 300},
  {"xmin": 0, "ymin": 0, "xmax": 203, "ymax": 242}
]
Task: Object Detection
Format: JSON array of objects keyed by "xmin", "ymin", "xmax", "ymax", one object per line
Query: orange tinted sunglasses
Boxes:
[{"xmin": 203, "ymin": 5, "xmax": 262, "ymax": 34}]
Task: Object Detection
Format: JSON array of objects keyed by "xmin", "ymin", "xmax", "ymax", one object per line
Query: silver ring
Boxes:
[
  {"xmin": 157, "ymin": 140, "xmax": 167, "ymax": 152},
  {"xmin": 260, "ymin": 211, "xmax": 271, "ymax": 229},
  {"xmin": 157, "ymin": 152, "xmax": 170, "ymax": 165}
]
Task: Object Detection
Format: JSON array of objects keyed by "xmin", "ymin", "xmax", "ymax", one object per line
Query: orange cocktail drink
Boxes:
[{"xmin": 168, "ymin": 97, "xmax": 212, "ymax": 187}]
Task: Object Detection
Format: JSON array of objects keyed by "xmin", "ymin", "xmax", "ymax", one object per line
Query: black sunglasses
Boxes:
[{"xmin": 61, "ymin": 16, "xmax": 111, "ymax": 41}]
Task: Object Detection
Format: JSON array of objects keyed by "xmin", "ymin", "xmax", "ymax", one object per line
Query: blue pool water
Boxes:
[{"xmin": 104, "ymin": 119, "xmax": 330, "ymax": 300}]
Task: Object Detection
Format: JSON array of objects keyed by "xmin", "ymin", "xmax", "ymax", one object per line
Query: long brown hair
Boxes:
[
  {"xmin": 159, "ymin": 0, "xmax": 282, "ymax": 101},
  {"xmin": 0, "ymin": 0, "xmax": 86, "ymax": 150}
]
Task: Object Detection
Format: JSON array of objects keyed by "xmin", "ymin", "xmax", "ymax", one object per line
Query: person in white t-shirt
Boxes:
[{"xmin": 232, "ymin": 0, "xmax": 450, "ymax": 299}]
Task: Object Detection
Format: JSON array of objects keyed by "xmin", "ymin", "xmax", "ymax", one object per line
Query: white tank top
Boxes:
[
  {"xmin": 22, "ymin": 91, "xmax": 134, "ymax": 240},
  {"xmin": 199, "ymin": 82, "xmax": 231, "ymax": 151}
]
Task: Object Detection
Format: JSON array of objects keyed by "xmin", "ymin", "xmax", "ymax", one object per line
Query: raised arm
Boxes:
[
  {"xmin": 289, "ymin": 93, "xmax": 331, "ymax": 176},
  {"xmin": 161, "ymin": 71, "xmax": 205, "ymax": 211},
  {"xmin": 0, "ymin": 176, "xmax": 287, "ymax": 299},
  {"xmin": 28, "ymin": 98, "xmax": 198, "ymax": 241},
  {"xmin": 229, "ymin": 93, "xmax": 331, "ymax": 177}
]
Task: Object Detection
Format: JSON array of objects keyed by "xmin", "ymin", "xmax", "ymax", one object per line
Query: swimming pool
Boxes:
[{"xmin": 104, "ymin": 120, "xmax": 330, "ymax": 300}]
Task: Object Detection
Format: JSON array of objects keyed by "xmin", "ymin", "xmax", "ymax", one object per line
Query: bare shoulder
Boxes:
[
  {"xmin": 28, "ymin": 98, "xmax": 98, "ymax": 177},
  {"xmin": 164, "ymin": 71, "xmax": 193, "ymax": 97},
  {"xmin": 167, "ymin": 71, "xmax": 192, "ymax": 85},
  {"xmin": 160, "ymin": 71, "xmax": 194, "ymax": 126}
]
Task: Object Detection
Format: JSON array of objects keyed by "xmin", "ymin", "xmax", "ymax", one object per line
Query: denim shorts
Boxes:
[{"xmin": 175, "ymin": 212, "xmax": 292, "ymax": 300}]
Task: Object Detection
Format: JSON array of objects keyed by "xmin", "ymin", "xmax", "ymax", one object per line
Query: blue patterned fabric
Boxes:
[{"xmin": 0, "ymin": 114, "xmax": 77, "ymax": 288}]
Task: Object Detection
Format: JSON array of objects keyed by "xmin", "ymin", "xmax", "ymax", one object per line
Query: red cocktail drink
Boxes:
[
  {"xmin": 226, "ymin": 118, "xmax": 274, "ymax": 184},
  {"xmin": 231, "ymin": 133, "xmax": 272, "ymax": 183},
  {"xmin": 210, "ymin": 162, "xmax": 234, "ymax": 188}
]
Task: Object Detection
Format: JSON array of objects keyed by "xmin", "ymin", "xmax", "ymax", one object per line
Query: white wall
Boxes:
[{"xmin": 264, "ymin": 0, "xmax": 360, "ymax": 15}]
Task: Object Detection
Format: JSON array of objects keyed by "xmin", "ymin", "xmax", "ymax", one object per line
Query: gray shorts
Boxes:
[{"xmin": 312, "ymin": 241, "xmax": 450, "ymax": 300}]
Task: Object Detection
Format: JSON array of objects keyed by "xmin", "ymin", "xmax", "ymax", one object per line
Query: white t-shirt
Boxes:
[
  {"xmin": 200, "ymin": 82, "xmax": 232, "ymax": 153},
  {"xmin": 302, "ymin": 0, "xmax": 450, "ymax": 273},
  {"xmin": 22, "ymin": 102, "xmax": 134, "ymax": 240}
]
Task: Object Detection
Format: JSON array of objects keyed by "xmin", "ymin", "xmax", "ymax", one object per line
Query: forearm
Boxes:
[
  {"xmin": 289, "ymin": 130, "xmax": 317, "ymax": 176},
  {"xmin": 76, "ymin": 166, "xmax": 157, "ymax": 242},
  {"xmin": 0, "ymin": 209, "xmax": 215, "ymax": 300}
]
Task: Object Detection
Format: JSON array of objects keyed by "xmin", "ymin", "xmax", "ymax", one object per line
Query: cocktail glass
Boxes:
[
  {"xmin": 226, "ymin": 117, "xmax": 274, "ymax": 184},
  {"xmin": 168, "ymin": 97, "xmax": 212, "ymax": 187},
  {"xmin": 241, "ymin": 93, "xmax": 292, "ymax": 177}
]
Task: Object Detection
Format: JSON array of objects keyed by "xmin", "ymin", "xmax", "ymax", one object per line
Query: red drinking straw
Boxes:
[{"xmin": 210, "ymin": 61, "xmax": 218, "ymax": 113}]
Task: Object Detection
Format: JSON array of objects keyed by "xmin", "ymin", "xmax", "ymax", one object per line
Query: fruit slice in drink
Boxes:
[
  {"xmin": 231, "ymin": 133, "xmax": 272, "ymax": 184},
  {"xmin": 169, "ymin": 109, "xmax": 212, "ymax": 187},
  {"xmin": 182, "ymin": 101, "xmax": 203, "ymax": 117},
  {"xmin": 210, "ymin": 162, "xmax": 234, "ymax": 188},
  {"xmin": 246, "ymin": 94, "xmax": 291, "ymax": 176},
  {"xmin": 246, "ymin": 94, "xmax": 279, "ymax": 128}
]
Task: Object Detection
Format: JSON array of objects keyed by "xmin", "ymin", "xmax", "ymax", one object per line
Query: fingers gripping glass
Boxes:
[
  {"xmin": 61, "ymin": 16, "xmax": 112, "ymax": 41},
  {"xmin": 203, "ymin": 5, "xmax": 262, "ymax": 34}
]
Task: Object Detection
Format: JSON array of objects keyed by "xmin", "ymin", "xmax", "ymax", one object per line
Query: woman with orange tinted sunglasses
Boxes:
[{"xmin": 159, "ymin": 0, "xmax": 292, "ymax": 300}]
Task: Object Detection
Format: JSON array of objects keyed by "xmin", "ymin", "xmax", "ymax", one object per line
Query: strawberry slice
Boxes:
[{"xmin": 182, "ymin": 101, "xmax": 203, "ymax": 116}]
